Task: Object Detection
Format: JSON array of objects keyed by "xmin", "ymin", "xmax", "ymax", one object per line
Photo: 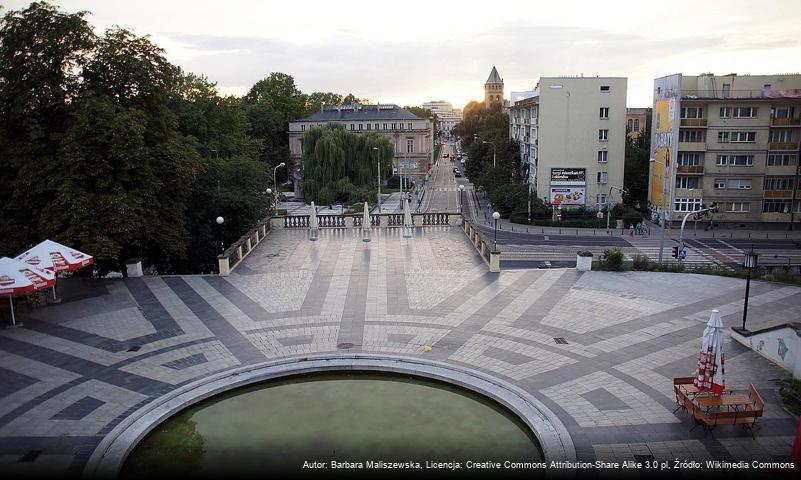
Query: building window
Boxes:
[
  {"xmin": 597, "ymin": 193, "xmax": 607, "ymax": 205},
  {"xmin": 597, "ymin": 172, "xmax": 608, "ymax": 184},
  {"xmin": 767, "ymin": 153, "xmax": 797, "ymax": 166},
  {"xmin": 764, "ymin": 176, "xmax": 795, "ymax": 190},
  {"xmin": 366, "ymin": 124, "xmax": 371, "ymax": 130},
  {"xmin": 718, "ymin": 132, "xmax": 730, "ymax": 143},
  {"xmin": 358, "ymin": 124, "xmax": 363, "ymax": 131},
  {"xmin": 391, "ymin": 123, "xmax": 397, "ymax": 130},
  {"xmin": 627, "ymin": 119, "xmax": 633, "ymax": 131},
  {"xmin": 770, "ymin": 130, "xmax": 792, "ymax": 143},
  {"xmin": 720, "ymin": 107, "xmax": 731, "ymax": 118},
  {"xmin": 674, "ymin": 198, "xmax": 703, "ymax": 212},
  {"xmin": 731, "ymin": 131, "xmax": 756, "ymax": 143},
  {"xmin": 407, "ymin": 123, "xmax": 412, "ymax": 129},
  {"xmin": 714, "ymin": 178, "xmax": 726, "ymax": 189},
  {"xmin": 301, "ymin": 125, "xmax": 305, "ymax": 131},
  {"xmin": 350, "ymin": 124, "xmax": 355, "ymax": 131},
  {"xmin": 678, "ymin": 152, "xmax": 701, "ymax": 166},
  {"xmin": 675, "ymin": 176, "xmax": 700, "ymax": 189},
  {"xmin": 679, "ymin": 129, "xmax": 705, "ymax": 142},
  {"xmin": 716, "ymin": 155, "xmax": 728, "ymax": 166},
  {"xmin": 383, "ymin": 123, "xmax": 388, "ymax": 130},
  {"xmin": 680, "ymin": 107, "xmax": 704, "ymax": 119},
  {"xmin": 399, "ymin": 123, "xmax": 404, "ymax": 131},
  {"xmin": 727, "ymin": 178, "xmax": 752, "ymax": 189},
  {"xmin": 773, "ymin": 106, "xmax": 795, "ymax": 119},
  {"xmin": 600, "ymin": 85, "xmax": 610, "ymax": 92},
  {"xmin": 733, "ymin": 107, "xmax": 758, "ymax": 118},
  {"xmin": 726, "ymin": 202, "xmax": 750, "ymax": 213},
  {"xmin": 599, "ymin": 129, "xmax": 609, "ymax": 141},
  {"xmin": 763, "ymin": 199, "xmax": 792, "ymax": 213},
  {"xmin": 600, "ymin": 107, "xmax": 609, "ymax": 119},
  {"xmin": 729, "ymin": 155, "xmax": 754, "ymax": 166},
  {"xmin": 406, "ymin": 138, "xmax": 414, "ymax": 153},
  {"xmin": 633, "ymin": 119, "xmax": 640, "ymax": 131},
  {"xmin": 597, "ymin": 150, "xmax": 608, "ymax": 163}
]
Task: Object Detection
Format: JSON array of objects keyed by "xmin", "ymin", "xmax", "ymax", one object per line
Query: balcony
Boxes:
[
  {"xmin": 682, "ymin": 89, "xmax": 798, "ymax": 99},
  {"xmin": 764, "ymin": 190, "xmax": 794, "ymax": 199},
  {"xmin": 677, "ymin": 165, "xmax": 704, "ymax": 174},
  {"xmin": 769, "ymin": 142, "xmax": 798, "ymax": 151},
  {"xmin": 680, "ymin": 118, "xmax": 708, "ymax": 127},
  {"xmin": 771, "ymin": 117, "xmax": 801, "ymax": 127}
]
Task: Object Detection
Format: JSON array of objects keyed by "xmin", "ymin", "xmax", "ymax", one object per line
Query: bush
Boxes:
[
  {"xmin": 600, "ymin": 248, "xmax": 624, "ymax": 271},
  {"xmin": 632, "ymin": 254, "xmax": 650, "ymax": 271},
  {"xmin": 489, "ymin": 183, "xmax": 528, "ymax": 217}
]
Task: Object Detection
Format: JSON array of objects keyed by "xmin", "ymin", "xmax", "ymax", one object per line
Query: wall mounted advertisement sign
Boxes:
[
  {"xmin": 550, "ymin": 168, "xmax": 586, "ymax": 185},
  {"xmin": 550, "ymin": 187, "xmax": 586, "ymax": 205}
]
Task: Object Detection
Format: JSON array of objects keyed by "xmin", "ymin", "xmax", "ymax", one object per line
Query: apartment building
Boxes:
[
  {"xmin": 648, "ymin": 73, "xmax": 801, "ymax": 226},
  {"xmin": 288, "ymin": 104, "xmax": 433, "ymax": 199},
  {"xmin": 509, "ymin": 77, "xmax": 628, "ymax": 209}
]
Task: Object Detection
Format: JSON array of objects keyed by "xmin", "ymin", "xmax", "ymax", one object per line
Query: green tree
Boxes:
[
  {"xmin": 623, "ymin": 110, "xmax": 652, "ymax": 206},
  {"xmin": 0, "ymin": 1, "xmax": 96, "ymax": 256},
  {"xmin": 303, "ymin": 91, "xmax": 343, "ymax": 116}
]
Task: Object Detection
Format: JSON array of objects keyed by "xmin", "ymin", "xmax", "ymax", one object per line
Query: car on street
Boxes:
[
  {"xmin": 443, "ymin": 153, "xmax": 449, "ymax": 158},
  {"xmin": 454, "ymin": 169, "xmax": 462, "ymax": 177}
]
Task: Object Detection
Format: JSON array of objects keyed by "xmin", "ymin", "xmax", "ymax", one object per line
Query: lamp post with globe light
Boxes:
[
  {"xmin": 216, "ymin": 216, "xmax": 225, "ymax": 254},
  {"xmin": 492, "ymin": 211, "xmax": 500, "ymax": 250},
  {"xmin": 459, "ymin": 184, "xmax": 465, "ymax": 215},
  {"xmin": 273, "ymin": 163, "xmax": 285, "ymax": 212},
  {"xmin": 266, "ymin": 188, "xmax": 272, "ymax": 217},
  {"xmin": 740, "ymin": 247, "xmax": 759, "ymax": 332}
]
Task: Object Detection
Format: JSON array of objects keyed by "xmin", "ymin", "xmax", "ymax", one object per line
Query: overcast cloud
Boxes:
[{"xmin": 4, "ymin": 0, "xmax": 801, "ymax": 108}]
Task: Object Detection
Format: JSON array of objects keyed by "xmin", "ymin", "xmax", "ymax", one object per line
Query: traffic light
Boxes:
[{"xmin": 672, "ymin": 246, "xmax": 679, "ymax": 258}]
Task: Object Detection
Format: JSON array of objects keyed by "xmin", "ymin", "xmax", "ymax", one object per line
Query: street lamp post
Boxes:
[
  {"xmin": 605, "ymin": 186, "xmax": 627, "ymax": 233},
  {"xmin": 273, "ymin": 162, "xmax": 285, "ymax": 212},
  {"xmin": 492, "ymin": 211, "xmax": 500, "ymax": 250},
  {"xmin": 373, "ymin": 147, "xmax": 381, "ymax": 213},
  {"xmin": 215, "ymin": 216, "xmax": 225, "ymax": 254},
  {"xmin": 266, "ymin": 188, "xmax": 272, "ymax": 217},
  {"xmin": 459, "ymin": 184, "xmax": 465, "ymax": 215},
  {"xmin": 741, "ymin": 248, "xmax": 758, "ymax": 332}
]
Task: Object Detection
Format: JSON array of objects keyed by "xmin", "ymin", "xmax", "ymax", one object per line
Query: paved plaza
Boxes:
[{"xmin": 0, "ymin": 226, "xmax": 799, "ymax": 476}]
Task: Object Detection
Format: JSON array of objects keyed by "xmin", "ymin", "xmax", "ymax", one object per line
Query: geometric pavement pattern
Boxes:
[{"xmin": 0, "ymin": 226, "xmax": 799, "ymax": 476}]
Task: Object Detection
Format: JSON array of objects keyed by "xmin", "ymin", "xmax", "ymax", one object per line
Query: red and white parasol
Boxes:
[
  {"xmin": 0, "ymin": 257, "xmax": 56, "ymax": 326},
  {"xmin": 16, "ymin": 239, "xmax": 93, "ymax": 272},
  {"xmin": 15, "ymin": 240, "xmax": 93, "ymax": 303},
  {"xmin": 694, "ymin": 309, "xmax": 725, "ymax": 396}
]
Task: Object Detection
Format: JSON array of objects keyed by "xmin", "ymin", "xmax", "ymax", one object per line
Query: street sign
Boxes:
[{"xmin": 678, "ymin": 249, "xmax": 687, "ymax": 260}]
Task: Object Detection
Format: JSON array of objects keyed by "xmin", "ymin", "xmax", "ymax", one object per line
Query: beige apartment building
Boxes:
[
  {"xmin": 510, "ymin": 77, "xmax": 628, "ymax": 209},
  {"xmin": 649, "ymin": 73, "xmax": 801, "ymax": 226},
  {"xmin": 288, "ymin": 104, "xmax": 434, "ymax": 199}
]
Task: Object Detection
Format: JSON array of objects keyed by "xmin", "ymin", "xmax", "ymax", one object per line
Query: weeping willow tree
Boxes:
[{"xmin": 302, "ymin": 123, "xmax": 393, "ymax": 203}]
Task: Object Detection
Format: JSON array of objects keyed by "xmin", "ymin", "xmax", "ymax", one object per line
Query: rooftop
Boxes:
[
  {"xmin": 486, "ymin": 66, "xmax": 503, "ymax": 85},
  {"xmin": 294, "ymin": 104, "xmax": 425, "ymax": 123}
]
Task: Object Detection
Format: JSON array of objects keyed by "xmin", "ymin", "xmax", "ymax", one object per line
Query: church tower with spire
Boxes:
[{"xmin": 484, "ymin": 66, "xmax": 504, "ymax": 106}]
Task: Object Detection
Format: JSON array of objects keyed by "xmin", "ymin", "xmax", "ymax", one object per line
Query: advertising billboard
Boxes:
[
  {"xmin": 649, "ymin": 74, "xmax": 682, "ymax": 216},
  {"xmin": 550, "ymin": 168, "xmax": 586, "ymax": 185},
  {"xmin": 550, "ymin": 187, "xmax": 586, "ymax": 205}
]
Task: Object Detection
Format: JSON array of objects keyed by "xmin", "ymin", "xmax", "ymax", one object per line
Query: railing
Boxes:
[
  {"xmin": 769, "ymin": 142, "xmax": 799, "ymax": 151},
  {"xmin": 682, "ymin": 89, "xmax": 801, "ymax": 99},
  {"xmin": 461, "ymin": 217, "xmax": 500, "ymax": 272},
  {"xmin": 764, "ymin": 189, "xmax": 794, "ymax": 199},
  {"xmin": 279, "ymin": 212, "xmax": 461, "ymax": 229},
  {"xmin": 677, "ymin": 165, "xmax": 704, "ymax": 174},
  {"xmin": 284, "ymin": 216, "xmax": 309, "ymax": 228},
  {"xmin": 680, "ymin": 118, "xmax": 708, "ymax": 127},
  {"xmin": 771, "ymin": 117, "xmax": 801, "ymax": 126},
  {"xmin": 217, "ymin": 221, "xmax": 271, "ymax": 276}
]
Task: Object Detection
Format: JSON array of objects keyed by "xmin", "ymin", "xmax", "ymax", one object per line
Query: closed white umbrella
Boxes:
[
  {"xmin": 694, "ymin": 309, "xmax": 725, "ymax": 395},
  {"xmin": 403, "ymin": 198, "xmax": 412, "ymax": 238},
  {"xmin": 362, "ymin": 202, "xmax": 371, "ymax": 242},
  {"xmin": 0, "ymin": 257, "xmax": 56, "ymax": 326},
  {"xmin": 309, "ymin": 202, "xmax": 319, "ymax": 241}
]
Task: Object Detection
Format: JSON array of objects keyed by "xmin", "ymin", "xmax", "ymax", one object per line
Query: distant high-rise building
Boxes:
[
  {"xmin": 423, "ymin": 100, "xmax": 462, "ymax": 138},
  {"xmin": 484, "ymin": 67, "xmax": 504, "ymax": 106},
  {"xmin": 648, "ymin": 72, "xmax": 801, "ymax": 227}
]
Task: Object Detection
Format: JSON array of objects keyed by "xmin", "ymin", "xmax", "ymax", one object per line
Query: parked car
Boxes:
[
  {"xmin": 454, "ymin": 169, "xmax": 462, "ymax": 177},
  {"xmin": 443, "ymin": 153, "xmax": 449, "ymax": 158}
]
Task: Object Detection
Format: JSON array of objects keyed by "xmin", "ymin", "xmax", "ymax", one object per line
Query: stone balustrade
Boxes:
[
  {"xmin": 217, "ymin": 222, "xmax": 271, "ymax": 276},
  {"xmin": 462, "ymin": 218, "xmax": 501, "ymax": 272}
]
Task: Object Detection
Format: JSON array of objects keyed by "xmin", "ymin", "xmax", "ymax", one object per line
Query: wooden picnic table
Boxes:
[
  {"xmin": 694, "ymin": 393, "xmax": 753, "ymax": 413},
  {"xmin": 679, "ymin": 382, "xmax": 734, "ymax": 397}
]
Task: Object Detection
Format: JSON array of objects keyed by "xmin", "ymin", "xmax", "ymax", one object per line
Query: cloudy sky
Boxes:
[{"xmin": 5, "ymin": 0, "xmax": 801, "ymax": 108}]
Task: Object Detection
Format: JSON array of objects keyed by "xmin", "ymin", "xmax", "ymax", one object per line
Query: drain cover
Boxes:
[
  {"xmin": 553, "ymin": 337, "xmax": 568, "ymax": 345},
  {"xmin": 127, "ymin": 345, "xmax": 141, "ymax": 352},
  {"xmin": 337, "ymin": 343, "xmax": 354, "ymax": 349}
]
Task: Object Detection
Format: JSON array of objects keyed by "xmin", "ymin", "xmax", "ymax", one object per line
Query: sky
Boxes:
[{"xmin": 4, "ymin": 0, "xmax": 801, "ymax": 109}]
